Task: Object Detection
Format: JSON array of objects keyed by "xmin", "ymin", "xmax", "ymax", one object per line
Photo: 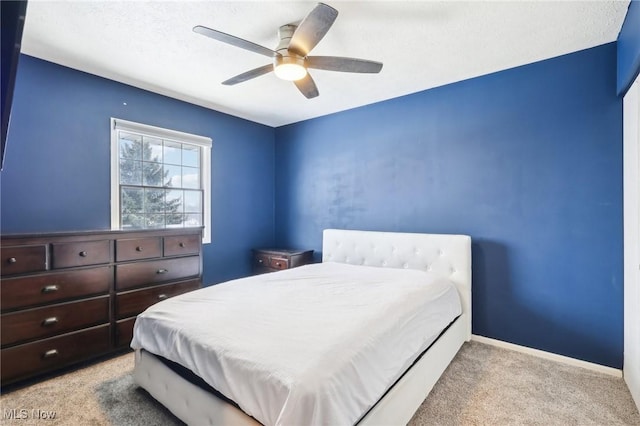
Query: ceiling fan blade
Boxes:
[
  {"xmin": 288, "ymin": 3, "xmax": 338, "ymax": 56},
  {"xmin": 294, "ymin": 73, "xmax": 319, "ymax": 99},
  {"xmin": 193, "ymin": 25, "xmax": 278, "ymax": 58},
  {"xmin": 222, "ymin": 64, "xmax": 274, "ymax": 85},
  {"xmin": 307, "ymin": 56, "xmax": 383, "ymax": 73}
]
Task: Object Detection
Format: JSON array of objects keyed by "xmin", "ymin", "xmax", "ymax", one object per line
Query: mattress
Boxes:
[{"xmin": 131, "ymin": 262, "xmax": 461, "ymax": 426}]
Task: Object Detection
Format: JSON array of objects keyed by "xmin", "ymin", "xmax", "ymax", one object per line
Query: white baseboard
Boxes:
[{"xmin": 471, "ymin": 335, "xmax": 622, "ymax": 378}]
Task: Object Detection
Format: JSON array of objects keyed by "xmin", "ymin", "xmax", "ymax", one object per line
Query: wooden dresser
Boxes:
[
  {"xmin": 0, "ymin": 227, "xmax": 202, "ymax": 386},
  {"xmin": 251, "ymin": 248, "xmax": 314, "ymax": 274}
]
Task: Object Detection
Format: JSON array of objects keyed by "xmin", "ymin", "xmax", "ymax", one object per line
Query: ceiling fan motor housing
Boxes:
[
  {"xmin": 273, "ymin": 24, "xmax": 307, "ymax": 80},
  {"xmin": 276, "ymin": 24, "xmax": 298, "ymax": 52}
]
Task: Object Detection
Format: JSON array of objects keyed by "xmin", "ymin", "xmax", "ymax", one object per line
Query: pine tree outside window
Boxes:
[{"xmin": 110, "ymin": 118, "xmax": 212, "ymax": 243}]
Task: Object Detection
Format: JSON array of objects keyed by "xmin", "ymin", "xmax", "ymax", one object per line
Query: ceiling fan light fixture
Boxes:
[
  {"xmin": 194, "ymin": 3, "xmax": 381, "ymax": 98},
  {"xmin": 274, "ymin": 63, "xmax": 307, "ymax": 81},
  {"xmin": 274, "ymin": 56, "xmax": 307, "ymax": 81}
]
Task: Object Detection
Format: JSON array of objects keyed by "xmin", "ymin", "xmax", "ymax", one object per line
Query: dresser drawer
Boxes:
[
  {"xmin": 115, "ymin": 317, "xmax": 137, "ymax": 348},
  {"xmin": 116, "ymin": 237, "xmax": 162, "ymax": 262},
  {"xmin": 1, "ymin": 267, "xmax": 112, "ymax": 311},
  {"xmin": 1, "ymin": 245, "xmax": 47, "ymax": 276},
  {"xmin": 115, "ymin": 256, "xmax": 200, "ymax": 291},
  {"xmin": 51, "ymin": 240, "xmax": 110, "ymax": 269},
  {"xmin": 1, "ymin": 296, "xmax": 110, "ymax": 347},
  {"xmin": 116, "ymin": 279, "xmax": 200, "ymax": 319},
  {"xmin": 164, "ymin": 234, "xmax": 201, "ymax": 257},
  {"xmin": 1, "ymin": 324, "xmax": 110, "ymax": 384}
]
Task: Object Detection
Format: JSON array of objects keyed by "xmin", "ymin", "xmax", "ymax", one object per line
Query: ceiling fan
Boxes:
[{"xmin": 193, "ymin": 2, "xmax": 383, "ymax": 99}]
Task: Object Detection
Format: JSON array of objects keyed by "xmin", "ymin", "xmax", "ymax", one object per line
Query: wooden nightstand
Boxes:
[{"xmin": 251, "ymin": 248, "xmax": 314, "ymax": 274}]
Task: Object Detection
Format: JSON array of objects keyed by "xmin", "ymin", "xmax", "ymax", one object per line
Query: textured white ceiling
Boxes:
[{"xmin": 21, "ymin": 1, "xmax": 629, "ymax": 127}]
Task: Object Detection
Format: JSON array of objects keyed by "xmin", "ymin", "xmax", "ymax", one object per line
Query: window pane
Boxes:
[
  {"xmin": 143, "ymin": 162, "xmax": 164, "ymax": 186},
  {"xmin": 143, "ymin": 137, "xmax": 163, "ymax": 162},
  {"xmin": 183, "ymin": 145, "xmax": 200, "ymax": 168},
  {"xmin": 166, "ymin": 213, "xmax": 185, "ymax": 228},
  {"xmin": 119, "ymin": 132, "xmax": 142, "ymax": 160},
  {"xmin": 121, "ymin": 213, "xmax": 144, "ymax": 229},
  {"xmin": 121, "ymin": 187, "xmax": 144, "ymax": 213},
  {"xmin": 164, "ymin": 141, "xmax": 182, "ymax": 165},
  {"xmin": 185, "ymin": 213, "xmax": 202, "ymax": 227},
  {"xmin": 145, "ymin": 214, "xmax": 165, "ymax": 229},
  {"xmin": 165, "ymin": 195, "xmax": 182, "ymax": 219},
  {"xmin": 166, "ymin": 189, "xmax": 183, "ymax": 213},
  {"xmin": 164, "ymin": 164, "xmax": 182, "ymax": 187},
  {"xmin": 184, "ymin": 190, "xmax": 202, "ymax": 213},
  {"xmin": 144, "ymin": 188, "xmax": 165, "ymax": 213},
  {"xmin": 119, "ymin": 159, "xmax": 142, "ymax": 185},
  {"xmin": 113, "ymin": 122, "xmax": 209, "ymax": 240},
  {"xmin": 182, "ymin": 166, "xmax": 200, "ymax": 189}
]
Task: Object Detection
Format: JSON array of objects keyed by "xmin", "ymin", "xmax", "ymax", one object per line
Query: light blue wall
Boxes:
[
  {"xmin": 275, "ymin": 43, "xmax": 623, "ymax": 368},
  {"xmin": 0, "ymin": 55, "xmax": 276, "ymax": 284}
]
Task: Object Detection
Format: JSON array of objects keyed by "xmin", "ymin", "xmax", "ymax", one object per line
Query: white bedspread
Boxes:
[{"xmin": 131, "ymin": 262, "xmax": 461, "ymax": 426}]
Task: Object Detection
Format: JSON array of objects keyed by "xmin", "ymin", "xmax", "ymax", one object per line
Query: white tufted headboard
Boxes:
[{"xmin": 322, "ymin": 229, "xmax": 471, "ymax": 337}]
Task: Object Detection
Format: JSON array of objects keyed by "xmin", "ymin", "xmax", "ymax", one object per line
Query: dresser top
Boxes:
[{"xmin": 1, "ymin": 227, "xmax": 204, "ymax": 243}]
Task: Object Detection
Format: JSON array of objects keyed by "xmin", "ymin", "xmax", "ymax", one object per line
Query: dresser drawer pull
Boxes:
[
  {"xmin": 179, "ymin": 242, "xmax": 185, "ymax": 248},
  {"xmin": 43, "ymin": 349, "xmax": 59, "ymax": 359},
  {"xmin": 158, "ymin": 294, "xmax": 168, "ymax": 301},
  {"xmin": 7, "ymin": 257, "xmax": 17, "ymax": 264},
  {"xmin": 42, "ymin": 285, "xmax": 60, "ymax": 294},
  {"xmin": 276, "ymin": 262, "xmax": 282, "ymax": 267},
  {"xmin": 42, "ymin": 317, "xmax": 59, "ymax": 327},
  {"xmin": 157, "ymin": 269, "xmax": 168, "ymax": 274},
  {"xmin": 258, "ymin": 259, "xmax": 264, "ymax": 264},
  {"xmin": 79, "ymin": 251, "xmax": 88, "ymax": 257},
  {"xmin": 136, "ymin": 246, "xmax": 143, "ymax": 252}
]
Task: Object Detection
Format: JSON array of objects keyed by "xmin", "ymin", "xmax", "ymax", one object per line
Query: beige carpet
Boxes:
[{"xmin": 1, "ymin": 341, "xmax": 638, "ymax": 425}]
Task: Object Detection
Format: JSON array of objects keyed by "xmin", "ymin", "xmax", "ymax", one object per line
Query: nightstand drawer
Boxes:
[
  {"xmin": 254, "ymin": 253, "xmax": 270, "ymax": 269},
  {"xmin": 252, "ymin": 249, "xmax": 314, "ymax": 274},
  {"xmin": 115, "ymin": 256, "xmax": 200, "ymax": 290},
  {"xmin": 164, "ymin": 234, "xmax": 200, "ymax": 257},
  {"xmin": 1, "ymin": 296, "xmax": 109, "ymax": 347},
  {"xmin": 1, "ymin": 324, "xmax": 110, "ymax": 384},
  {"xmin": 1, "ymin": 266, "xmax": 112, "ymax": 311},
  {"xmin": 51, "ymin": 240, "xmax": 110, "ymax": 268},
  {"xmin": 115, "ymin": 279, "xmax": 200, "ymax": 319},
  {"xmin": 1, "ymin": 245, "xmax": 47, "ymax": 276},
  {"xmin": 269, "ymin": 257, "xmax": 289, "ymax": 270},
  {"xmin": 116, "ymin": 237, "xmax": 162, "ymax": 262}
]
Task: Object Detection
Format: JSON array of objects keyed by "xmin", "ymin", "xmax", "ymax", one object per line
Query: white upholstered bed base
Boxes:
[{"xmin": 133, "ymin": 229, "xmax": 472, "ymax": 425}]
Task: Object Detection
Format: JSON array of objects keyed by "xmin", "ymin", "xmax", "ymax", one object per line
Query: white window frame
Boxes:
[{"xmin": 110, "ymin": 118, "xmax": 212, "ymax": 244}]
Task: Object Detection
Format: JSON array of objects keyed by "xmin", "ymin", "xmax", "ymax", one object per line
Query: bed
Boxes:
[{"xmin": 131, "ymin": 229, "xmax": 472, "ymax": 425}]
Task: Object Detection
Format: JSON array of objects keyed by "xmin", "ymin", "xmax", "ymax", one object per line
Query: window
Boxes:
[{"xmin": 111, "ymin": 118, "xmax": 211, "ymax": 243}]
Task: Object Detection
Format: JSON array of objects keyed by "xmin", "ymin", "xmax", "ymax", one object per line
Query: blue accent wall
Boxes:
[
  {"xmin": 275, "ymin": 43, "xmax": 623, "ymax": 368},
  {"xmin": 617, "ymin": 0, "xmax": 640, "ymax": 95},
  {"xmin": 0, "ymin": 55, "xmax": 276, "ymax": 285},
  {"xmin": 0, "ymin": 43, "xmax": 625, "ymax": 368}
]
